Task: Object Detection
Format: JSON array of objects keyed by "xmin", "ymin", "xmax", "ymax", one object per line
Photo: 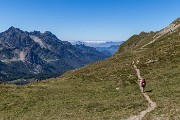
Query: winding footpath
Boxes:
[{"xmin": 126, "ymin": 62, "xmax": 157, "ymax": 120}]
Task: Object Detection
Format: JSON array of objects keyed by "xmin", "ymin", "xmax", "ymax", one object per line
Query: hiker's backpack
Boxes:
[{"xmin": 141, "ymin": 79, "xmax": 146, "ymax": 87}]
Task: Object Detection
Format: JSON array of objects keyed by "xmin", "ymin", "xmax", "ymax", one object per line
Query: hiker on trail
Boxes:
[{"xmin": 139, "ymin": 79, "xmax": 146, "ymax": 92}]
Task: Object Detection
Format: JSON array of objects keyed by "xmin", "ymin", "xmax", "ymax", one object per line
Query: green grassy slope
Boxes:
[
  {"xmin": 0, "ymin": 19, "xmax": 180, "ymax": 119},
  {"xmin": 0, "ymin": 55, "xmax": 147, "ymax": 119}
]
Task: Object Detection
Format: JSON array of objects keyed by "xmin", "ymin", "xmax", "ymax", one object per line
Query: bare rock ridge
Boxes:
[
  {"xmin": 142, "ymin": 18, "xmax": 180, "ymax": 48},
  {"xmin": 118, "ymin": 17, "xmax": 180, "ymax": 54}
]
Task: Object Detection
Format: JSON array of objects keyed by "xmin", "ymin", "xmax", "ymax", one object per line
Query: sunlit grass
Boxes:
[{"xmin": 0, "ymin": 25, "xmax": 180, "ymax": 119}]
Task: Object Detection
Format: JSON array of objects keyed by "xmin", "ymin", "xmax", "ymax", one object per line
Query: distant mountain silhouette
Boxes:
[
  {"xmin": 71, "ymin": 41, "xmax": 124, "ymax": 56},
  {"xmin": 71, "ymin": 40, "xmax": 123, "ymax": 47}
]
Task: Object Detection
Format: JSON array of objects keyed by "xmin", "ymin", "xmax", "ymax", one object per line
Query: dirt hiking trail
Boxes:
[{"xmin": 126, "ymin": 62, "xmax": 157, "ymax": 120}]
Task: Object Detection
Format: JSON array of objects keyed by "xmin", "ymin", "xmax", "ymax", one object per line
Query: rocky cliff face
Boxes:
[{"xmin": 0, "ymin": 27, "xmax": 109, "ymax": 83}]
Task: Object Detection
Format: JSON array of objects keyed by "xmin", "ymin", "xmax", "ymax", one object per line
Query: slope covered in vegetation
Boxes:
[{"xmin": 0, "ymin": 18, "xmax": 180, "ymax": 119}]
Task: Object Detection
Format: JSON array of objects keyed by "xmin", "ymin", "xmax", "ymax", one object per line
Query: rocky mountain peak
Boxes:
[
  {"xmin": 6, "ymin": 26, "xmax": 22, "ymax": 34},
  {"xmin": 8, "ymin": 26, "xmax": 16, "ymax": 30},
  {"xmin": 30, "ymin": 31, "xmax": 41, "ymax": 36},
  {"xmin": 43, "ymin": 31, "xmax": 56, "ymax": 37},
  {"xmin": 39, "ymin": 31, "xmax": 58, "ymax": 39},
  {"xmin": 44, "ymin": 31, "xmax": 52, "ymax": 35}
]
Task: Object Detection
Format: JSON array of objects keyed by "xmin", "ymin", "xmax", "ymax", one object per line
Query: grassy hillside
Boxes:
[
  {"xmin": 0, "ymin": 56, "xmax": 147, "ymax": 119},
  {"xmin": 0, "ymin": 19, "xmax": 180, "ymax": 119}
]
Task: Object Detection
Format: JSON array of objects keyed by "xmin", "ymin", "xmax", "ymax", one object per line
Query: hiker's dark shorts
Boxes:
[{"xmin": 141, "ymin": 84, "xmax": 146, "ymax": 87}]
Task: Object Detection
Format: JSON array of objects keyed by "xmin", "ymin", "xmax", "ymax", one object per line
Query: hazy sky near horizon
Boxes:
[{"xmin": 0, "ymin": 0, "xmax": 180, "ymax": 41}]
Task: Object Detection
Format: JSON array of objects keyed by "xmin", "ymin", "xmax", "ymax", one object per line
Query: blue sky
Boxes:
[{"xmin": 0, "ymin": 0, "xmax": 180, "ymax": 41}]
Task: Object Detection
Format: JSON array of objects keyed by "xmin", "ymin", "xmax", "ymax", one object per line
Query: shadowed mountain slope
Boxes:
[{"xmin": 0, "ymin": 27, "xmax": 109, "ymax": 83}]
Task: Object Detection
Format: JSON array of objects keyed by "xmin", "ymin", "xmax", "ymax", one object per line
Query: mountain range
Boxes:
[
  {"xmin": 71, "ymin": 41, "xmax": 124, "ymax": 56},
  {"xmin": 71, "ymin": 40, "xmax": 123, "ymax": 47},
  {"xmin": 0, "ymin": 27, "xmax": 109, "ymax": 84}
]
